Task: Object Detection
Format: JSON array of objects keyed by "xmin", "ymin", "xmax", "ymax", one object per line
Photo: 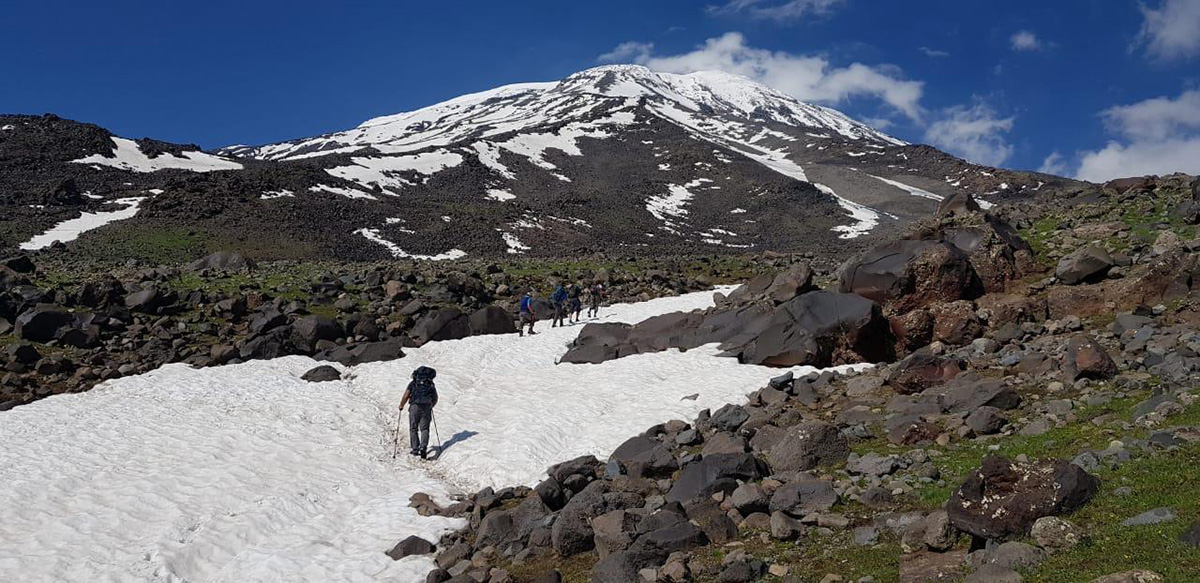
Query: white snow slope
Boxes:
[
  {"xmin": 0, "ymin": 288, "xmax": 866, "ymax": 583},
  {"xmin": 73, "ymin": 137, "xmax": 243, "ymax": 173},
  {"xmin": 19, "ymin": 196, "xmax": 147, "ymax": 250}
]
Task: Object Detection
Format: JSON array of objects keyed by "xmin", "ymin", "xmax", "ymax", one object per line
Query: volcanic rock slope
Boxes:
[{"xmin": 1, "ymin": 65, "xmax": 1070, "ymax": 261}]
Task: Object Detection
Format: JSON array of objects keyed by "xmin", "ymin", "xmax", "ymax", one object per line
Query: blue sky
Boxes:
[{"xmin": 3, "ymin": 0, "xmax": 1198, "ymax": 181}]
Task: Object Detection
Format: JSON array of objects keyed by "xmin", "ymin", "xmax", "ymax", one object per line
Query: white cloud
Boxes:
[
  {"xmin": 626, "ymin": 32, "xmax": 924, "ymax": 120},
  {"xmin": 1074, "ymin": 89, "xmax": 1200, "ymax": 181},
  {"xmin": 1010, "ymin": 30, "xmax": 1043, "ymax": 51},
  {"xmin": 706, "ymin": 0, "xmax": 846, "ymax": 21},
  {"xmin": 1137, "ymin": 0, "xmax": 1200, "ymax": 60},
  {"xmin": 1100, "ymin": 88, "xmax": 1200, "ymax": 142},
  {"xmin": 918, "ymin": 46, "xmax": 950, "ymax": 58},
  {"xmin": 923, "ymin": 101, "xmax": 1015, "ymax": 166},
  {"xmin": 598, "ymin": 42, "xmax": 654, "ymax": 63},
  {"xmin": 1038, "ymin": 151, "xmax": 1068, "ymax": 175}
]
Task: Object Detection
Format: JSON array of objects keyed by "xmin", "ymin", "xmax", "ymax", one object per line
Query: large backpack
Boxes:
[{"xmin": 409, "ymin": 367, "xmax": 438, "ymax": 405}]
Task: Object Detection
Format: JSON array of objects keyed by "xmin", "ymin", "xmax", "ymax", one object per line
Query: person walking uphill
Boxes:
[
  {"xmin": 398, "ymin": 366, "xmax": 438, "ymax": 459},
  {"xmin": 551, "ymin": 284, "xmax": 568, "ymax": 328},
  {"xmin": 568, "ymin": 282, "xmax": 583, "ymax": 324},
  {"xmin": 519, "ymin": 291, "xmax": 537, "ymax": 337}
]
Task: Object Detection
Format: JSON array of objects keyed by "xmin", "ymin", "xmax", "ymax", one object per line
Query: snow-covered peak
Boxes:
[{"xmin": 222, "ymin": 65, "xmax": 901, "ymax": 161}]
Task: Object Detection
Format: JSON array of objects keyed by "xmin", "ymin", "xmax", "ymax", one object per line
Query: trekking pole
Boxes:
[
  {"xmin": 392, "ymin": 408, "xmax": 403, "ymax": 459},
  {"xmin": 431, "ymin": 410, "xmax": 443, "ymax": 454}
]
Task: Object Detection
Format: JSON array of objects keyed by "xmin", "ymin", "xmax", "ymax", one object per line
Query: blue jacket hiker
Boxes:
[
  {"xmin": 551, "ymin": 285, "xmax": 568, "ymax": 328},
  {"xmin": 398, "ymin": 366, "xmax": 438, "ymax": 459},
  {"xmin": 519, "ymin": 291, "xmax": 537, "ymax": 336}
]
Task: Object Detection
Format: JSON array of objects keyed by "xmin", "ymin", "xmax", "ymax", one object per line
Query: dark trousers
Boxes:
[{"xmin": 409, "ymin": 403, "xmax": 433, "ymax": 454}]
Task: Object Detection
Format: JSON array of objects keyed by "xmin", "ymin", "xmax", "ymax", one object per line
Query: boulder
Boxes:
[
  {"xmin": 475, "ymin": 495, "xmax": 552, "ymax": 549},
  {"xmin": 732, "ymin": 291, "xmax": 895, "ymax": 367},
  {"xmin": 124, "ymin": 289, "xmax": 162, "ymax": 313},
  {"xmin": 411, "ymin": 308, "xmax": 471, "ymax": 345},
  {"xmin": 966, "ymin": 406, "xmax": 1008, "ymax": 435},
  {"xmin": 947, "ymin": 456, "xmax": 1099, "ymax": 540},
  {"xmin": 666, "ymin": 453, "xmax": 764, "ymax": 503},
  {"xmin": 937, "ymin": 192, "xmax": 982, "ymax": 217},
  {"xmin": 469, "ymin": 305, "xmax": 517, "ymax": 336},
  {"xmin": 552, "ymin": 480, "xmax": 608, "ymax": 556},
  {"xmin": 609, "ymin": 435, "xmax": 678, "ymax": 479},
  {"xmin": 314, "ymin": 339, "xmax": 405, "ymax": 366},
  {"xmin": 1056, "ymin": 245, "xmax": 1113, "ymax": 285},
  {"xmin": 386, "ymin": 535, "xmax": 436, "ymax": 560},
  {"xmin": 1063, "ymin": 336, "xmax": 1118, "ymax": 381},
  {"xmin": 768, "ymin": 479, "xmax": 837, "ymax": 517},
  {"xmin": 765, "ymin": 421, "xmax": 849, "ymax": 472},
  {"xmin": 839, "ymin": 240, "xmax": 982, "ymax": 313},
  {"xmin": 887, "ymin": 351, "xmax": 965, "ymax": 395},
  {"xmin": 300, "ymin": 365, "xmax": 341, "ymax": 382},
  {"xmin": 1030, "ymin": 516, "xmax": 1083, "ymax": 553},
  {"xmin": 1, "ymin": 255, "xmax": 35, "ymax": 274},
  {"xmin": 291, "ymin": 315, "xmax": 343, "ymax": 354},
  {"xmin": 14, "ymin": 305, "xmax": 75, "ymax": 342},
  {"xmin": 592, "ymin": 509, "xmax": 639, "ymax": 558},
  {"xmin": 186, "ymin": 251, "xmax": 256, "ymax": 272}
]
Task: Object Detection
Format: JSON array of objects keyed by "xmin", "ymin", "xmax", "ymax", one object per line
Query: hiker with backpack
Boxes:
[
  {"xmin": 568, "ymin": 282, "xmax": 583, "ymax": 324},
  {"xmin": 587, "ymin": 283, "xmax": 604, "ymax": 318},
  {"xmin": 398, "ymin": 366, "xmax": 438, "ymax": 459},
  {"xmin": 551, "ymin": 284, "xmax": 568, "ymax": 328},
  {"xmin": 518, "ymin": 290, "xmax": 537, "ymax": 336}
]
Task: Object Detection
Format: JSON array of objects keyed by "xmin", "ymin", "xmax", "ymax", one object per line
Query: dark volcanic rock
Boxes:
[
  {"xmin": 947, "ymin": 456, "xmax": 1099, "ymax": 540},
  {"xmin": 386, "ymin": 535, "xmax": 435, "ymax": 560},
  {"xmin": 314, "ymin": 339, "xmax": 405, "ymax": 366},
  {"xmin": 14, "ymin": 305, "xmax": 75, "ymax": 342},
  {"xmin": 887, "ymin": 351, "xmax": 965, "ymax": 395},
  {"xmin": 838, "ymin": 239, "xmax": 982, "ymax": 313},
  {"xmin": 468, "ymin": 305, "xmax": 517, "ymax": 335},
  {"xmin": 300, "ymin": 365, "xmax": 341, "ymax": 382},
  {"xmin": 1063, "ymin": 336, "xmax": 1118, "ymax": 381},
  {"xmin": 666, "ymin": 453, "xmax": 764, "ymax": 503},
  {"xmin": 291, "ymin": 315, "xmax": 344, "ymax": 354}
]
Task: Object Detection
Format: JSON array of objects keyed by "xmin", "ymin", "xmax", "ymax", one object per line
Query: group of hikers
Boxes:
[
  {"xmin": 398, "ymin": 281, "xmax": 608, "ymax": 459},
  {"xmin": 517, "ymin": 281, "xmax": 605, "ymax": 337}
]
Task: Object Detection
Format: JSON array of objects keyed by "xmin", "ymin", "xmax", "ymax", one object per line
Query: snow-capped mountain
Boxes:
[{"xmin": 1, "ymin": 66, "xmax": 1070, "ymax": 261}]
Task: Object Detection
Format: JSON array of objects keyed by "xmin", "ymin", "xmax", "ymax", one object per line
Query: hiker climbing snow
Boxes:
[
  {"xmin": 551, "ymin": 284, "xmax": 568, "ymax": 328},
  {"xmin": 518, "ymin": 290, "xmax": 537, "ymax": 337},
  {"xmin": 397, "ymin": 366, "xmax": 439, "ymax": 459},
  {"xmin": 568, "ymin": 282, "xmax": 583, "ymax": 324}
]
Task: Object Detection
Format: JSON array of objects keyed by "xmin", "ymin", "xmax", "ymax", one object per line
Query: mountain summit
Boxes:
[{"xmin": 2, "ymin": 66, "xmax": 1069, "ymax": 261}]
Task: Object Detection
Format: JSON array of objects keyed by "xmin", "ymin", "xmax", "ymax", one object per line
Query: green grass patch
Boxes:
[
  {"xmin": 1022, "ymin": 445, "xmax": 1200, "ymax": 582},
  {"xmin": 717, "ymin": 531, "xmax": 901, "ymax": 583}
]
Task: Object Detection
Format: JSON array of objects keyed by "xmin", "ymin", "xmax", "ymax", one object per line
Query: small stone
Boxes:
[{"xmin": 1120, "ymin": 507, "xmax": 1176, "ymax": 526}]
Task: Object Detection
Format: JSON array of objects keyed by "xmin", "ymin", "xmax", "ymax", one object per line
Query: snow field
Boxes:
[
  {"xmin": 73, "ymin": 138, "xmax": 243, "ymax": 173},
  {"xmin": 19, "ymin": 197, "xmax": 147, "ymax": 250},
  {"xmin": 0, "ymin": 288, "xmax": 867, "ymax": 582}
]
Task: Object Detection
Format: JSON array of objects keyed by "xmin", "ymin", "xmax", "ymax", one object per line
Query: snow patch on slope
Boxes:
[
  {"xmin": 74, "ymin": 137, "xmax": 242, "ymax": 173},
  {"xmin": 355, "ymin": 228, "xmax": 466, "ymax": 260},
  {"xmin": 20, "ymin": 197, "xmax": 147, "ymax": 250},
  {"xmin": 327, "ymin": 151, "xmax": 464, "ymax": 192}
]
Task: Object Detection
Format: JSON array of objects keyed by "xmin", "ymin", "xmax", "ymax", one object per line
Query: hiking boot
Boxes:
[{"xmin": 419, "ymin": 450, "xmax": 428, "ymax": 460}]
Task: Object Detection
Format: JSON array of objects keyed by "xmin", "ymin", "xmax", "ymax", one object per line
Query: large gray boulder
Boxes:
[
  {"xmin": 186, "ymin": 251, "xmax": 256, "ymax": 272},
  {"xmin": 765, "ymin": 420, "xmax": 849, "ymax": 472},
  {"xmin": 1055, "ymin": 244, "xmax": 1114, "ymax": 285},
  {"xmin": 768, "ymin": 479, "xmax": 838, "ymax": 517}
]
